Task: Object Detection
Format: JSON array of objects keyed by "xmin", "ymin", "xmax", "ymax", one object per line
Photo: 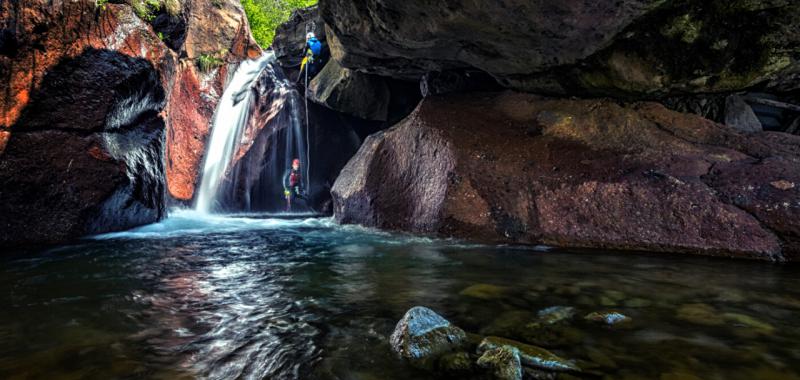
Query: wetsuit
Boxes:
[
  {"xmin": 300, "ymin": 37, "xmax": 326, "ymax": 79},
  {"xmin": 283, "ymin": 168, "xmax": 306, "ymax": 211}
]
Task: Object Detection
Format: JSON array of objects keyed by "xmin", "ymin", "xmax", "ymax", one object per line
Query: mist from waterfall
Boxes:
[{"xmin": 195, "ymin": 52, "xmax": 308, "ymax": 214}]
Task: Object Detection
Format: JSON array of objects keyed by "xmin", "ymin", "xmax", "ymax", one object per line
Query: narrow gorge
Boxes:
[{"xmin": 0, "ymin": 0, "xmax": 799, "ymax": 379}]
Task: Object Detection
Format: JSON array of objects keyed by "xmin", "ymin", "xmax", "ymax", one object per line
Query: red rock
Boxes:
[
  {"xmin": 333, "ymin": 92, "xmax": 796, "ymax": 260},
  {"xmin": 0, "ymin": 0, "xmax": 262, "ymax": 245}
]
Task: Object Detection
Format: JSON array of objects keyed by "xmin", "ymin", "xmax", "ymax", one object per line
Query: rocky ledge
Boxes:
[
  {"xmin": 321, "ymin": 0, "xmax": 799, "ymax": 97},
  {"xmin": 332, "ymin": 92, "xmax": 800, "ymax": 261}
]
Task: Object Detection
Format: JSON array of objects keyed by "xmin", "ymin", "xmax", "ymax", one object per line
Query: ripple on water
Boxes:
[{"xmin": 0, "ymin": 213, "xmax": 799, "ymax": 379}]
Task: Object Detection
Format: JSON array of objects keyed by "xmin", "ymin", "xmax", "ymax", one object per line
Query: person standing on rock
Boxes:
[{"xmin": 283, "ymin": 158, "xmax": 307, "ymax": 212}]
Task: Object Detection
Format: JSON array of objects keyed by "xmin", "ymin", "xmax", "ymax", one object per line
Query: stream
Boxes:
[{"xmin": 1, "ymin": 211, "xmax": 799, "ymax": 379}]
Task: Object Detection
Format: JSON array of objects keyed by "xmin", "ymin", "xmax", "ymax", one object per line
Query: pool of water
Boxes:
[{"xmin": 1, "ymin": 211, "xmax": 799, "ymax": 380}]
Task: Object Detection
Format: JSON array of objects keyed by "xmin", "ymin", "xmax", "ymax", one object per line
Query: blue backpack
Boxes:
[{"xmin": 307, "ymin": 37, "xmax": 322, "ymax": 56}]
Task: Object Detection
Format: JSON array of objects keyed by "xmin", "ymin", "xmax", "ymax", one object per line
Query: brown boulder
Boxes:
[
  {"xmin": 332, "ymin": 92, "xmax": 798, "ymax": 260},
  {"xmin": 0, "ymin": 0, "xmax": 261, "ymax": 245}
]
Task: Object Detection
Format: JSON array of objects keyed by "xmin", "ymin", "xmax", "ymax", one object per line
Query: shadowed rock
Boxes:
[
  {"xmin": 390, "ymin": 307, "xmax": 467, "ymax": 367},
  {"xmin": 320, "ymin": 0, "xmax": 800, "ymax": 96},
  {"xmin": 332, "ymin": 92, "xmax": 800, "ymax": 260}
]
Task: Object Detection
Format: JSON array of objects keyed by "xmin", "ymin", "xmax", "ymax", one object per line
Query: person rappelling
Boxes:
[
  {"xmin": 298, "ymin": 32, "xmax": 324, "ymax": 82},
  {"xmin": 283, "ymin": 158, "xmax": 308, "ymax": 212}
]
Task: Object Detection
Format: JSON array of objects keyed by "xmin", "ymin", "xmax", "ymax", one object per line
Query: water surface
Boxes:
[{"xmin": 1, "ymin": 211, "xmax": 799, "ymax": 379}]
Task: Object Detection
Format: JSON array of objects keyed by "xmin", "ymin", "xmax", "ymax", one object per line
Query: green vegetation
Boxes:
[
  {"xmin": 197, "ymin": 51, "xmax": 227, "ymax": 72},
  {"xmin": 130, "ymin": 0, "xmax": 181, "ymax": 22},
  {"xmin": 240, "ymin": 0, "xmax": 318, "ymax": 48}
]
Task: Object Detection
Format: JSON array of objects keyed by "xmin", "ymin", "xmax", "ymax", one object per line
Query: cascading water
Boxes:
[{"xmin": 195, "ymin": 52, "xmax": 309, "ymax": 214}]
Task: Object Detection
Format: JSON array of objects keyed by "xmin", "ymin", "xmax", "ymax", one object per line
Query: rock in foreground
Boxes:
[
  {"xmin": 390, "ymin": 306, "xmax": 467, "ymax": 367},
  {"xmin": 332, "ymin": 92, "xmax": 800, "ymax": 261}
]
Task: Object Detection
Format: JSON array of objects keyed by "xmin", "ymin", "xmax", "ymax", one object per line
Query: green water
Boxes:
[{"xmin": 1, "ymin": 211, "xmax": 799, "ymax": 379}]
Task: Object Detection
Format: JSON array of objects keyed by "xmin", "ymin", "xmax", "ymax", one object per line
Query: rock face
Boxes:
[
  {"xmin": 320, "ymin": 0, "xmax": 800, "ymax": 96},
  {"xmin": 332, "ymin": 92, "xmax": 800, "ymax": 261},
  {"xmin": 390, "ymin": 306, "xmax": 467, "ymax": 367},
  {"xmin": 725, "ymin": 95, "xmax": 763, "ymax": 133},
  {"xmin": 0, "ymin": 0, "xmax": 258, "ymax": 245},
  {"xmin": 161, "ymin": 0, "xmax": 261, "ymax": 202},
  {"xmin": 273, "ymin": 7, "xmax": 422, "ymax": 125},
  {"xmin": 309, "ymin": 59, "xmax": 391, "ymax": 121}
]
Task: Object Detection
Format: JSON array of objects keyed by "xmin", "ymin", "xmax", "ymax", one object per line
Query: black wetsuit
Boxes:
[{"xmin": 283, "ymin": 168, "xmax": 306, "ymax": 210}]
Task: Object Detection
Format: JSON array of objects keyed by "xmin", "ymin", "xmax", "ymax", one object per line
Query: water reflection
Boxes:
[{"xmin": 0, "ymin": 213, "xmax": 798, "ymax": 379}]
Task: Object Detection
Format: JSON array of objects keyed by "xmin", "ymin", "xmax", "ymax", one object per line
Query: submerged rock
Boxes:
[
  {"xmin": 584, "ymin": 312, "xmax": 632, "ymax": 325},
  {"xmin": 438, "ymin": 351, "xmax": 474, "ymax": 373},
  {"xmin": 477, "ymin": 345, "xmax": 523, "ymax": 380},
  {"xmin": 479, "ymin": 336, "xmax": 580, "ymax": 372},
  {"xmin": 537, "ymin": 306, "xmax": 576, "ymax": 325},
  {"xmin": 723, "ymin": 313, "xmax": 776, "ymax": 335},
  {"xmin": 459, "ymin": 284, "xmax": 510, "ymax": 300},
  {"xmin": 332, "ymin": 92, "xmax": 799, "ymax": 260},
  {"xmin": 390, "ymin": 307, "xmax": 467, "ymax": 367},
  {"xmin": 676, "ymin": 304, "xmax": 725, "ymax": 326}
]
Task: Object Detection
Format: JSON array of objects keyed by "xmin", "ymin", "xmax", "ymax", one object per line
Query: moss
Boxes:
[
  {"xmin": 459, "ymin": 283, "xmax": 509, "ymax": 300},
  {"xmin": 197, "ymin": 52, "xmax": 226, "ymax": 72},
  {"xmin": 660, "ymin": 14, "xmax": 703, "ymax": 44},
  {"xmin": 575, "ymin": 0, "xmax": 797, "ymax": 96}
]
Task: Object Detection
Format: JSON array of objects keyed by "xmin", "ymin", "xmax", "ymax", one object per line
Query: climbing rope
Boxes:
[{"xmin": 304, "ymin": 57, "xmax": 311, "ymax": 193}]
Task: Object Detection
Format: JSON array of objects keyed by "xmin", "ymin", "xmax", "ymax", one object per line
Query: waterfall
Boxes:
[{"xmin": 195, "ymin": 52, "xmax": 308, "ymax": 214}]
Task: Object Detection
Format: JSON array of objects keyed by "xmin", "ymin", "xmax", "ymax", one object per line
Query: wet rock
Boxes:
[
  {"xmin": 624, "ymin": 298, "xmax": 653, "ymax": 308},
  {"xmin": 438, "ymin": 351, "xmax": 473, "ymax": 373},
  {"xmin": 537, "ymin": 307, "xmax": 575, "ymax": 325},
  {"xmin": 660, "ymin": 372, "xmax": 704, "ymax": 380},
  {"xmin": 477, "ymin": 345, "xmax": 523, "ymax": 380},
  {"xmin": 332, "ymin": 92, "xmax": 798, "ymax": 260},
  {"xmin": 584, "ymin": 312, "xmax": 632, "ymax": 325},
  {"xmin": 272, "ymin": 6, "xmax": 326, "ymax": 69},
  {"xmin": 390, "ymin": 307, "xmax": 467, "ymax": 367},
  {"xmin": 586, "ymin": 348, "xmax": 618, "ymax": 369},
  {"xmin": 0, "ymin": 0, "xmax": 260, "ymax": 245},
  {"xmin": 725, "ymin": 95, "xmax": 763, "ymax": 133},
  {"xmin": 481, "ymin": 311, "xmax": 534, "ymax": 337},
  {"xmin": 459, "ymin": 284, "xmax": 510, "ymax": 300},
  {"xmin": 309, "ymin": 59, "xmax": 391, "ymax": 121},
  {"xmin": 771, "ymin": 180, "xmax": 795, "ymax": 191},
  {"xmin": 479, "ymin": 336, "xmax": 580, "ymax": 372},
  {"xmin": 723, "ymin": 313, "xmax": 776, "ymax": 335},
  {"xmin": 676, "ymin": 304, "xmax": 725, "ymax": 326},
  {"xmin": 321, "ymin": 0, "xmax": 800, "ymax": 96}
]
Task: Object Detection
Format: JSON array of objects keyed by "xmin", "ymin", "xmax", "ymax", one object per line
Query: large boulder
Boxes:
[
  {"xmin": 0, "ymin": 0, "xmax": 259, "ymax": 245},
  {"xmin": 390, "ymin": 306, "xmax": 468, "ymax": 367},
  {"xmin": 0, "ymin": 4, "xmax": 171, "ymax": 247},
  {"xmin": 320, "ymin": 0, "xmax": 800, "ymax": 96},
  {"xmin": 332, "ymin": 92, "xmax": 800, "ymax": 261}
]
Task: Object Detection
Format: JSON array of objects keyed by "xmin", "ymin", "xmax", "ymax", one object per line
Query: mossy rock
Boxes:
[
  {"xmin": 477, "ymin": 345, "xmax": 523, "ymax": 380},
  {"xmin": 390, "ymin": 307, "xmax": 468, "ymax": 369},
  {"xmin": 675, "ymin": 303, "xmax": 725, "ymax": 326},
  {"xmin": 479, "ymin": 336, "xmax": 581, "ymax": 372},
  {"xmin": 438, "ymin": 351, "xmax": 474, "ymax": 374},
  {"xmin": 460, "ymin": 283, "xmax": 510, "ymax": 300},
  {"xmin": 584, "ymin": 311, "xmax": 632, "ymax": 326}
]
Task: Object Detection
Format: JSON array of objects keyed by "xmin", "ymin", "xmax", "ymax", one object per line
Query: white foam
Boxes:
[{"xmin": 90, "ymin": 209, "xmax": 333, "ymax": 240}]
